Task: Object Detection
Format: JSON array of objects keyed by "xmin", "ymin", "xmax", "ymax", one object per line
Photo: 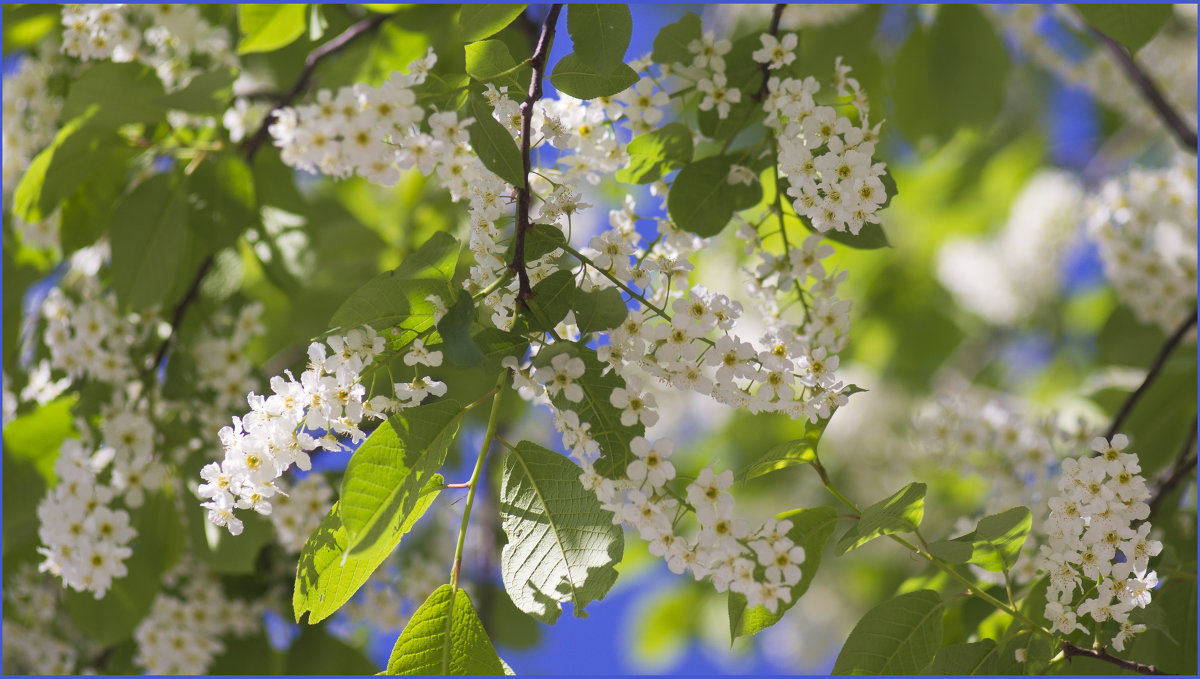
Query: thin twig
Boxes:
[
  {"xmin": 508, "ymin": 4, "xmax": 563, "ymax": 302},
  {"xmin": 241, "ymin": 12, "xmax": 394, "ymax": 161},
  {"xmin": 150, "ymin": 14, "xmax": 395, "ymax": 374},
  {"xmin": 1148, "ymin": 412, "xmax": 1198, "ymax": 518},
  {"xmin": 1060, "ymin": 641, "xmax": 1168, "ymax": 675},
  {"xmin": 1082, "ymin": 20, "xmax": 1198, "ymax": 153},
  {"xmin": 1105, "ymin": 308, "xmax": 1197, "ymax": 439},
  {"xmin": 753, "ymin": 4, "xmax": 788, "ymax": 101}
]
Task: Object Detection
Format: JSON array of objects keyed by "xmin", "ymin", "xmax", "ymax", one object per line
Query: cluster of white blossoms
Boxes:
[
  {"xmin": 192, "ymin": 302, "xmax": 267, "ymax": 417},
  {"xmin": 2, "ymin": 41, "xmax": 65, "ymax": 205},
  {"xmin": 133, "ymin": 565, "xmax": 263, "ymax": 674},
  {"xmin": 2, "ymin": 620, "xmax": 78, "ymax": 674},
  {"xmin": 647, "ymin": 26, "xmax": 740, "ymax": 119},
  {"xmin": 1086, "ymin": 155, "xmax": 1198, "ymax": 332},
  {"xmin": 1038, "ymin": 435, "xmax": 1161, "ymax": 652},
  {"xmin": 36, "ymin": 439, "xmax": 137, "ymax": 598},
  {"xmin": 937, "ymin": 170, "xmax": 1084, "ymax": 326},
  {"xmin": 270, "ymin": 475, "xmax": 335, "ymax": 553},
  {"xmin": 764, "ymin": 58, "xmax": 886, "ymax": 236},
  {"xmin": 60, "ymin": 3, "xmax": 236, "ymax": 91},
  {"xmin": 2, "ymin": 565, "xmax": 82, "ymax": 674},
  {"xmin": 581, "ymin": 440, "xmax": 805, "ymax": 613},
  {"xmin": 987, "ymin": 5, "xmax": 1197, "ymax": 136},
  {"xmin": 41, "ymin": 272, "xmax": 149, "ymax": 386},
  {"xmin": 198, "ymin": 326, "xmax": 389, "ymax": 535}
]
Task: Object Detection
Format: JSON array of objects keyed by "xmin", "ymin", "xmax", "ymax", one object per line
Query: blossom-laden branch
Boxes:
[
  {"xmin": 754, "ymin": 4, "xmax": 788, "ymax": 101},
  {"xmin": 1059, "ymin": 640, "xmax": 1168, "ymax": 675},
  {"xmin": 1147, "ymin": 412, "xmax": 1198, "ymax": 518},
  {"xmin": 509, "ymin": 4, "xmax": 563, "ymax": 303},
  {"xmin": 1081, "ymin": 18, "xmax": 1198, "ymax": 153},
  {"xmin": 1105, "ymin": 307, "xmax": 1197, "ymax": 440},
  {"xmin": 149, "ymin": 12, "xmax": 395, "ymax": 375}
]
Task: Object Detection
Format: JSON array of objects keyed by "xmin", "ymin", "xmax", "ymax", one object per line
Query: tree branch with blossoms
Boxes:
[{"xmin": 509, "ymin": 4, "xmax": 564, "ymax": 303}]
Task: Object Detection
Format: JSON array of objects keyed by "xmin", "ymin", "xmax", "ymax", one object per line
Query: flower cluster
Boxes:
[
  {"xmin": 1086, "ymin": 155, "xmax": 1198, "ymax": 332},
  {"xmin": 2, "ymin": 620, "xmax": 78, "ymax": 674},
  {"xmin": 765, "ymin": 58, "xmax": 886, "ymax": 236},
  {"xmin": 2, "ymin": 565, "xmax": 81, "ymax": 674},
  {"xmin": 133, "ymin": 565, "xmax": 263, "ymax": 674},
  {"xmin": 937, "ymin": 170, "xmax": 1084, "ymax": 325},
  {"xmin": 40, "ymin": 270, "xmax": 147, "ymax": 386},
  {"xmin": 581, "ymin": 441, "xmax": 805, "ymax": 614},
  {"xmin": 61, "ymin": 4, "xmax": 236, "ymax": 91},
  {"xmin": 197, "ymin": 327, "xmax": 387, "ymax": 535},
  {"xmin": 270, "ymin": 475, "xmax": 335, "ymax": 553},
  {"xmin": 36, "ymin": 439, "xmax": 137, "ymax": 598},
  {"xmin": 3, "ymin": 42, "xmax": 64, "ymax": 206},
  {"xmin": 1038, "ymin": 436, "xmax": 1161, "ymax": 651},
  {"xmin": 192, "ymin": 302, "xmax": 267, "ymax": 417}
]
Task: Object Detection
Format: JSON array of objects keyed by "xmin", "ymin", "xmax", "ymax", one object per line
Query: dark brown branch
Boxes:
[
  {"xmin": 1148, "ymin": 412, "xmax": 1198, "ymax": 518},
  {"xmin": 241, "ymin": 12, "xmax": 393, "ymax": 161},
  {"xmin": 753, "ymin": 4, "xmax": 788, "ymax": 101},
  {"xmin": 1060, "ymin": 641, "xmax": 1168, "ymax": 675},
  {"xmin": 151, "ymin": 14, "xmax": 394, "ymax": 373},
  {"xmin": 508, "ymin": 4, "xmax": 563, "ymax": 302},
  {"xmin": 1083, "ymin": 20, "xmax": 1198, "ymax": 154},
  {"xmin": 1105, "ymin": 307, "xmax": 1197, "ymax": 440}
]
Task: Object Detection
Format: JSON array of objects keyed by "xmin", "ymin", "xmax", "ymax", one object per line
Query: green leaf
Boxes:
[
  {"xmin": 2, "ymin": 395, "xmax": 78, "ymax": 485},
  {"xmin": 965, "ymin": 506, "xmax": 1032, "ymax": 573},
  {"xmin": 669, "ymin": 155, "xmax": 764, "ymax": 238},
  {"xmin": 238, "ymin": 4, "xmax": 307, "ymax": 54},
  {"xmin": 506, "ymin": 223, "xmax": 566, "ymax": 262},
  {"xmin": 465, "ymin": 40, "xmax": 527, "ymax": 93},
  {"xmin": 109, "ymin": 173, "xmax": 192, "ymax": 311},
  {"xmin": 573, "ymin": 287, "xmax": 628, "ymax": 335},
  {"xmin": 14, "ymin": 113, "xmax": 125, "ymax": 223},
  {"xmin": 533, "ymin": 343, "xmax": 643, "ymax": 479},
  {"xmin": 927, "ymin": 537, "xmax": 973, "ymax": 563},
  {"xmin": 651, "ymin": 11, "xmax": 701, "ymax": 64},
  {"xmin": 3, "ymin": 452, "xmax": 46, "ymax": 557},
  {"xmin": 728, "ymin": 506, "xmax": 839, "ymax": 640},
  {"xmin": 1076, "ymin": 4, "xmax": 1173, "ymax": 52},
  {"xmin": 892, "ymin": 5, "xmax": 1010, "ymax": 144},
  {"xmin": 924, "ymin": 639, "xmax": 999, "ymax": 674},
  {"xmin": 294, "ymin": 490, "xmax": 439, "ymax": 624},
  {"xmin": 459, "ymin": 4, "xmax": 528, "ymax": 43},
  {"xmin": 808, "ymin": 220, "xmax": 891, "ymax": 250},
  {"xmin": 466, "ymin": 91, "xmax": 525, "ymax": 187},
  {"xmin": 60, "ymin": 145, "xmax": 132, "ymax": 255},
  {"xmin": 187, "ymin": 153, "xmax": 258, "ymax": 254},
  {"xmin": 567, "ymin": 4, "xmax": 632, "ymax": 67},
  {"xmin": 329, "ymin": 231, "xmax": 459, "ymax": 334},
  {"xmin": 499, "ymin": 441, "xmax": 623, "ymax": 623},
  {"xmin": 517, "ymin": 269, "xmax": 577, "ymax": 332},
  {"xmin": 995, "ymin": 630, "xmax": 1053, "ymax": 674},
  {"xmin": 614, "ymin": 122, "xmax": 694, "ymax": 184},
  {"xmin": 832, "ymin": 589, "xmax": 945, "ymax": 674},
  {"xmin": 62, "ymin": 62, "xmax": 166, "ymax": 130},
  {"xmin": 835, "ymin": 482, "xmax": 926, "ymax": 555},
  {"xmin": 472, "ymin": 327, "xmax": 531, "ymax": 374},
  {"xmin": 340, "ymin": 400, "xmax": 465, "ymax": 556},
  {"xmin": 3, "ymin": 4, "xmax": 60, "ymax": 52},
  {"xmin": 153, "ymin": 68, "xmax": 239, "ymax": 115},
  {"xmin": 386, "ymin": 584, "xmax": 504, "ymax": 675},
  {"xmin": 741, "ymin": 417, "xmax": 831, "ymax": 481},
  {"xmin": 1097, "ymin": 305, "xmax": 1167, "ymax": 366},
  {"xmin": 437, "ymin": 290, "xmax": 485, "ymax": 367},
  {"xmin": 286, "ymin": 624, "xmax": 378, "ymax": 674},
  {"xmin": 550, "ymin": 52, "xmax": 639, "ymax": 100}
]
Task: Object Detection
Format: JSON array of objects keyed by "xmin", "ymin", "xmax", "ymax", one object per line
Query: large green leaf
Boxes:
[
  {"xmin": 466, "ymin": 91, "xmax": 525, "ymax": 187},
  {"xmin": 567, "ymin": 4, "xmax": 632, "ymax": 68},
  {"xmin": 650, "ymin": 11, "xmax": 701, "ymax": 64},
  {"xmin": 3, "ymin": 452, "xmax": 46, "ymax": 558},
  {"xmin": 386, "ymin": 584, "xmax": 504, "ymax": 675},
  {"xmin": 186, "ymin": 153, "xmax": 258, "ymax": 255},
  {"xmin": 60, "ymin": 145, "xmax": 132, "ymax": 255},
  {"xmin": 1076, "ymin": 4, "xmax": 1173, "ymax": 53},
  {"xmin": 614, "ymin": 122, "xmax": 694, "ymax": 185},
  {"xmin": 741, "ymin": 416, "xmax": 832, "ymax": 481},
  {"xmin": 459, "ymin": 5, "xmax": 528, "ymax": 43},
  {"xmin": 550, "ymin": 52, "xmax": 639, "ymax": 100},
  {"xmin": 61, "ymin": 62, "xmax": 166, "ymax": 130},
  {"xmin": 923, "ymin": 639, "xmax": 999, "ymax": 674},
  {"xmin": 294, "ymin": 489, "xmax": 439, "ymax": 624},
  {"xmin": 153, "ymin": 68, "xmax": 239, "ymax": 115},
  {"xmin": 965, "ymin": 506, "xmax": 1032, "ymax": 573},
  {"xmin": 892, "ymin": 5, "xmax": 1010, "ymax": 144},
  {"xmin": 340, "ymin": 400, "xmax": 465, "ymax": 556},
  {"xmin": 499, "ymin": 441, "xmax": 623, "ymax": 623},
  {"xmin": 109, "ymin": 173, "xmax": 192, "ymax": 311},
  {"xmin": 516, "ymin": 269, "xmax": 577, "ymax": 332},
  {"xmin": 13, "ymin": 113, "xmax": 123, "ymax": 223},
  {"xmin": 573, "ymin": 287, "xmax": 628, "ymax": 335},
  {"xmin": 533, "ymin": 343, "xmax": 643, "ymax": 479},
  {"xmin": 668, "ymin": 155, "xmax": 763, "ymax": 238},
  {"xmin": 835, "ymin": 482, "xmax": 926, "ymax": 555},
  {"xmin": 2, "ymin": 4, "xmax": 59, "ymax": 52},
  {"xmin": 832, "ymin": 589, "xmax": 945, "ymax": 674},
  {"xmin": 728, "ymin": 505, "xmax": 839, "ymax": 639},
  {"xmin": 436, "ymin": 290, "xmax": 485, "ymax": 367},
  {"xmin": 465, "ymin": 40, "xmax": 528, "ymax": 93},
  {"xmin": 238, "ymin": 4, "xmax": 307, "ymax": 54},
  {"xmin": 328, "ymin": 231, "xmax": 459, "ymax": 334},
  {"xmin": 2, "ymin": 395, "xmax": 77, "ymax": 485}
]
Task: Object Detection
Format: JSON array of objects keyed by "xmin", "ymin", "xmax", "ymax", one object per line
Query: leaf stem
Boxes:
[{"xmin": 450, "ymin": 373, "xmax": 506, "ymax": 591}]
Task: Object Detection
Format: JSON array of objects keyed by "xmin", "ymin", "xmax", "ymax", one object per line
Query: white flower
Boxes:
[{"xmin": 538, "ymin": 353, "xmax": 586, "ymax": 402}]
